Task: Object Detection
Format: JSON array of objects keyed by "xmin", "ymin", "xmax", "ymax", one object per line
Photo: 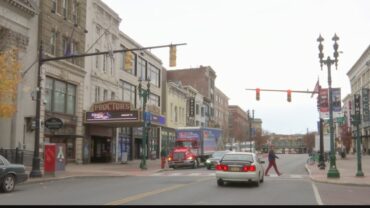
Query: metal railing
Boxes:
[{"xmin": 0, "ymin": 148, "xmax": 33, "ymax": 166}]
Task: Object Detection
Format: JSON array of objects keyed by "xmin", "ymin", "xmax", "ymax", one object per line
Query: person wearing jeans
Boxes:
[{"xmin": 265, "ymin": 148, "xmax": 282, "ymax": 176}]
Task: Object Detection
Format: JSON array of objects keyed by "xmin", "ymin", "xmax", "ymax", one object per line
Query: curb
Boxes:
[{"xmin": 305, "ymin": 164, "xmax": 370, "ymax": 187}]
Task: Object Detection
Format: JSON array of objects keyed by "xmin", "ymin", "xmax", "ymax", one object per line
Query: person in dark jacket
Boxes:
[
  {"xmin": 265, "ymin": 148, "xmax": 282, "ymax": 176},
  {"xmin": 161, "ymin": 148, "xmax": 167, "ymax": 169}
]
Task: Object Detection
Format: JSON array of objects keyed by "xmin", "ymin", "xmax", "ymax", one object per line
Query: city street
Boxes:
[{"xmin": 2, "ymin": 154, "xmax": 370, "ymax": 205}]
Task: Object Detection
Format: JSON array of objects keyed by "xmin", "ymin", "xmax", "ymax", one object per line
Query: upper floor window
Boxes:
[
  {"xmin": 45, "ymin": 77, "xmax": 76, "ymax": 115},
  {"xmin": 62, "ymin": 0, "xmax": 68, "ymax": 19},
  {"xmin": 51, "ymin": 0, "xmax": 57, "ymax": 13},
  {"xmin": 174, "ymin": 106, "xmax": 178, "ymax": 122},
  {"xmin": 72, "ymin": 0, "xmax": 78, "ymax": 25},
  {"xmin": 137, "ymin": 57, "xmax": 146, "ymax": 81},
  {"xmin": 95, "ymin": 49, "xmax": 100, "ymax": 69},
  {"xmin": 111, "ymin": 92, "xmax": 115, "ymax": 100},
  {"xmin": 103, "ymin": 89, "xmax": 108, "ymax": 101},
  {"xmin": 50, "ymin": 30, "xmax": 57, "ymax": 55},
  {"xmin": 95, "ymin": 86, "xmax": 100, "ymax": 102},
  {"xmin": 149, "ymin": 93, "xmax": 160, "ymax": 107},
  {"xmin": 147, "ymin": 64, "xmax": 160, "ymax": 87},
  {"xmin": 121, "ymin": 80, "xmax": 136, "ymax": 107}
]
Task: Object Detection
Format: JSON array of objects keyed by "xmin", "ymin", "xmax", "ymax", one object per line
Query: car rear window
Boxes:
[{"xmin": 222, "ymin": 154, "xmax": 254, "ymax": 162}]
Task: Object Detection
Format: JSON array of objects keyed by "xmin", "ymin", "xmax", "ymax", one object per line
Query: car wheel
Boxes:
[
  {"xmin": 254, "ymin": 174, "xmax": 260, "ymax": 187},
  {"xmin": 260, "ymin": 172, "xmax": 264, "ymax": 183},
  {"xmin": 217, "ymin": 179, "xmax": 224, "ymax": 186},
  {"xmin": 1, "ymin": 174, "xmax": 15, "ymax": 193}
]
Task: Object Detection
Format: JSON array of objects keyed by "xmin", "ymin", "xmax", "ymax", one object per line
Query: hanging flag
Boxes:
[{"xmin": 311, "ymin": 78, "xmax": 320, "ymax": 98}]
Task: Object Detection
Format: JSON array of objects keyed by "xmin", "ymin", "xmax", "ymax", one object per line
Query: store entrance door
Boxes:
[{"xmin": 91, "ymin": 136, "xmax": 112, "ymax": 163}]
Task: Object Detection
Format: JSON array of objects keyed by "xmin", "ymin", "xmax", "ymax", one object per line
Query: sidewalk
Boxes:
[
  {"xmin": 305, "ymin": 153, "xmax": 370, "ymax": 186},
  {"xmin": 25, "ymin": 159, "xmax": 170, "ymax": 184}
]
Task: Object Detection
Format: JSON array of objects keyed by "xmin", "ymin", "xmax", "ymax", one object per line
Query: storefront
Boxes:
[
  {"xmin": 84, "ymin": 101, "xmax": 165, "ymax": 163},
  {"xmin": 43, "ymin": 112, "xmax": 83, "ymax": 163}
]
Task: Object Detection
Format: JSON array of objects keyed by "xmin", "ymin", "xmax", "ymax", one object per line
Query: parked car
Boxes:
[
  {"xmin": 215, "ymin": 152, "xmax": 265, "ymax": 187},
  {"xmin": 205, "ymin": 150, "xmax": 230, "ymax": 170},
  {"xmin": 0, "ymin": 155, "xmax": 28, "ymax": 193}
]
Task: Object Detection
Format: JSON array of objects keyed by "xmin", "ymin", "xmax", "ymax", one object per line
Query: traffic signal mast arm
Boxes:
[
  {"xmin": 245, "ymin": 88, "xmax": 316, "ymax": 94},
  {"xmin": 40, "ymin": 43, "xmax": 187, "ymax": 64}
]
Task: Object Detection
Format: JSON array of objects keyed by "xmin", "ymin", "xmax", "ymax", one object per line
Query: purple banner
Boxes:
[{"xmin": 85, "ymin": 111, "xmax": 138, "ymax": 122}]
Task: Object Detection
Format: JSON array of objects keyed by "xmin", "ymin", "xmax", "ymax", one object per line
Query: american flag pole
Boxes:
[{"xmin": 311, "ymin": 78, "xmax": 320, "ymax": 98}]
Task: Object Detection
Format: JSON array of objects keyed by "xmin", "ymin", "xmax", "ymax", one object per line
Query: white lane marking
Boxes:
[
  {"xmin": 311, "ymin": 182, "xmax": 323, "ymax": 205},
  {"xmin": 289, "ymin": 174, "xmax": 304, "ymax": 179},
  {"xmin": 151, "ymin": 172, "xmax": 215, "ymax": 177}
]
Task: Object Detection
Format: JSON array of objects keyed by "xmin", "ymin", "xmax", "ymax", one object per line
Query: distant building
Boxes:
[
  {"xmin": 167, "ymin": 65, "xmax": 217, "ymax": 128},
  {"xmin": 228, "ymin": 105, "xmax": 248, "ymax": 143},
  {"xmin": 215, "ymin": 87, "xmax": 229, "ymax": 149}
]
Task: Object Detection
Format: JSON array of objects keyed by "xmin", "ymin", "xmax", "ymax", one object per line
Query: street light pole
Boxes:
[
  {"xmin": 317, "ymin": 34, "xmax": 340, "ymax": 178},
  {"xmin": 248, "ymin": 109, "xmax": 254, "ymax": 152},
  {"xmin": 30, "ymin": 44, "xmax": 43, "ymax": 178},
  {"xmin": 353, "ymin": 94, "xmax": 364, "ymax": 177},
  {"xmin": 139, "ymin": 78, "xmax": 150, "ymax": 170}
]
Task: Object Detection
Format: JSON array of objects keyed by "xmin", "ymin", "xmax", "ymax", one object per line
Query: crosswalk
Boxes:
[{"xmin": 150, "ymin": 172, "xmax": 307, "ymax": 179}]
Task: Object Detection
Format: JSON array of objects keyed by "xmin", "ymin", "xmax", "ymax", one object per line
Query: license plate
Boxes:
[{"xmin": 230, "ymin": 167, "xmax": 240, "ymax": 172}]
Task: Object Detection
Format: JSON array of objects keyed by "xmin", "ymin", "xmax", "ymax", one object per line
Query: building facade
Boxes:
[
  {"xmin": 0, "ymin": 0, "xmax": 39, "ymax": 165},
  {"xmin": 183, "ymin": 85, "xmax": 205, "ymax": 127},
  {"xmin": 38, "ymin": 0, "xmax": 87, "ymax": 164},
  {"xmin": 84, "ymin": 0, "xmax": 165, "ymax": 163},
  {"xmin": 214, "ymin": 87, "xmax": 229, "ymax": 149},
  {"xmin": 346, "ymin": 44, "xmax": 370, "ymax": 154},
  {"xmin": 167, "ymin": 65, "xmax": 217, "ymax": 128},
  {"xmin": 228, "ymin": 105, "xmax": 248, "ymax": 144}
]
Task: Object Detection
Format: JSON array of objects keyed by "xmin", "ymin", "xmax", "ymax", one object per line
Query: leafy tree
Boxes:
[
  {"xmin": 340, "ymin": 123, "xmax": 352, "ymax": 153},
  {"xmin": 0, "ymin": 48, "xmax": 21, "ymax": 117},
  {"xmin": 303, "ymin": 132, "xmax": 315, "ymax": 152}
]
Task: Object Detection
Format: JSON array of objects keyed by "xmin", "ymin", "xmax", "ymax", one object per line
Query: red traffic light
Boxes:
[
  {"xmin": 287, "ymin": 89, "xmax": 292, "ymax": 102},
  {"xmin": 256, "ymin": 88, "xmax": 260, "ymax": 101}
]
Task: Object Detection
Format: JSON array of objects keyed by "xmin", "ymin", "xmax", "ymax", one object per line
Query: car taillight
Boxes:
[
  {"xmin": 216, "ymin": 164, "xmax": 228, "ymax": 171},
  {"xmin": 242, "ymin": 165, "xmax": 256, "ymax": 172}
]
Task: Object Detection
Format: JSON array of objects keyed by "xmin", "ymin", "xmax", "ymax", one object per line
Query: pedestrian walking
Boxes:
[
  {"xmin": 265, "ymin": 148, "xmax": 282, "ymax": 176},
  {"xmin": 161, "ymin": 148, "xmax": 167, "ymax": 169}
]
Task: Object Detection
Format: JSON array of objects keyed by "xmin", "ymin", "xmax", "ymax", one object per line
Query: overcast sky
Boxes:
[{"xmin": 102, "ymin": 0, "xmax": 370, "ymax": 135}]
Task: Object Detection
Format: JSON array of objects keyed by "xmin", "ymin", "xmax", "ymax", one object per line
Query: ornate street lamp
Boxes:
[
  {"xmin": 138, "ymin": 78, "xmax": 151, "ymax": 170},
  {"xmin": 30, "ymin": 44, "xmax": 44, "ymax": 178},
  {"xmin": 317, "ymin": 34, "xmax": 340, "ymax": 178}
]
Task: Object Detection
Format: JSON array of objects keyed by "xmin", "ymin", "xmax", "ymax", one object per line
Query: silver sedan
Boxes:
[{"xmin": 215, "ymin": 152, "xmax": 265, "ymax": 187}]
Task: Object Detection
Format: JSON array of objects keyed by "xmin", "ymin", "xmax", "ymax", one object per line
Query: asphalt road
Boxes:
[{"xmin": 1, "ymin": 154, "xmax": 369, "ymax": 205}]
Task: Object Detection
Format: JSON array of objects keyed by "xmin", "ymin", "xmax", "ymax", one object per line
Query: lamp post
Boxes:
[
  {"xmin": 30, "ymin": 44, "xmax": 43, "ymax": 178},
  {"xmin": 248, "ymin": 110, "xmax": 254, "ymax": 152},
  {"xmin": 317, "ymin": 34, "xmax": 340, "ymax": 178},
  {"xmin": 352, "ymin": 94, "xmax": 364, "ymax": 177},
  {"xmin": 138, "ymin": 78, "xmax": 150, "ymax": 170},
  {"xmin": 318, "ymin": 118, "xmax": 326, "ymax": 169}
]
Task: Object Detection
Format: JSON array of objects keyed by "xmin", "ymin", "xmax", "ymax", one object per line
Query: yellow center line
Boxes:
[{"xmin": 105, "ymin": 177, "xmax": 212, "ymax": 205}]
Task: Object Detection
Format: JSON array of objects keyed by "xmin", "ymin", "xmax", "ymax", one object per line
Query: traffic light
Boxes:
[
  {"xmin": 124, "ymin": 51, "xmax": 133, "ymax": 69},
  {"xmin": 287, "ymin": 89, "xmax": 292, "ymax": 102},
  {"xmin": 256, "ymin": 88, "xmax": 260, "ymax": 101},
  {"xmin": 169, "ymin": 45, "xmax": 176, "ymax": 67}
]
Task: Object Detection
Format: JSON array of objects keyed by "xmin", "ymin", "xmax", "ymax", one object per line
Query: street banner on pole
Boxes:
[
  {"xmin": 332, "ymin": 88, "xmax": 341, "ymax": 118},
  {"xmin": 362, "ymin": 88, "xmax": 370, "ymax": 123},
  {"xmin": 319, "ymin": 88, "xmax": 329, "ymax": 118}
]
